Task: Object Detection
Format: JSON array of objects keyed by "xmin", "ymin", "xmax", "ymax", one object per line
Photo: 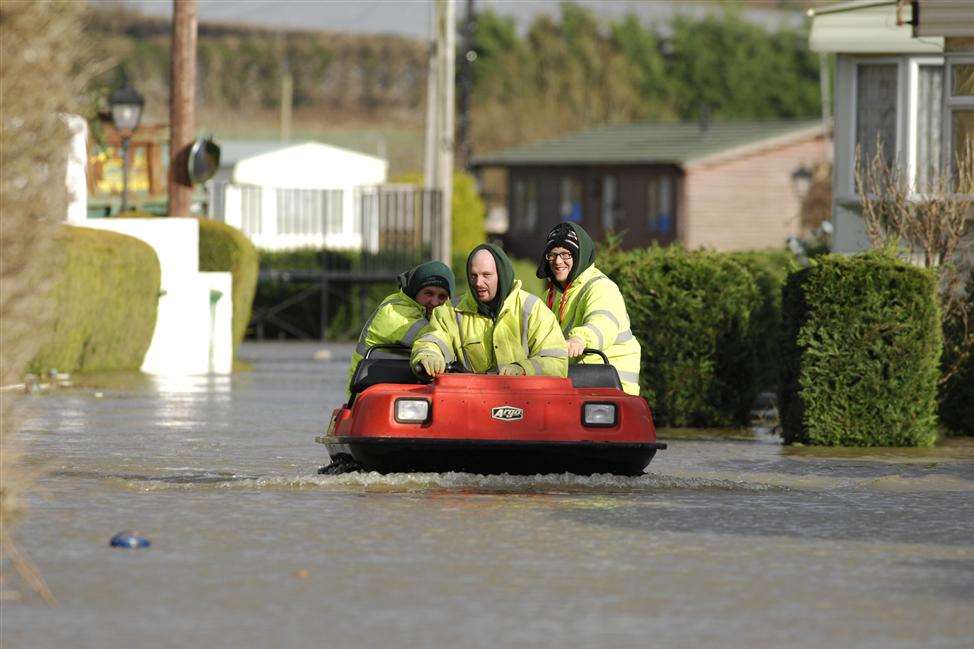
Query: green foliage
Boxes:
[
  {"xmin": 727, "ymin": 250, "xmax": 800, "ymax": 391},
  {"xmin": 452, "ymin": 172, "xmax": 487, "ymax": 253},
  {"xmin": 197, "ymin": 218, "xmax": 259, "ymax": 352},
  {"xmin": 939, "ymin": 275, "xmax": 974, "ymax": 435},
  {"xmin": 669, "ymin": 9, "xmax": 820, "ymax": 120},
  {"xmin": 780, "ymin": 253, "xmax": 942, "ymax": 447},
  {"xmin": 84, "ymin": 5, "xmax": 820, "ymax": 159},
  {"xmin": 470, "ymin": 3, "xmax": 820, "ymax": 151},
  {"xmin": 600, "ymin": 245, "xmax": 760, "ymax": 427},
  {"xmin": 940, "ymin": 352, "xmax": 973, "ymax": 436},
  {"xmin": 31, "ymin": 226, "xmax": 160, "ymax": 373}
]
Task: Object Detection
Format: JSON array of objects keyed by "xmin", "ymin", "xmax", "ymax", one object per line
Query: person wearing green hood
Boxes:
[
  {"xmin": 411, "ymin": 243, "xmax": 568, "ymax": 377},
  {"xmin": 536, "ymin": 222, "xmax": 642, "ymax": 395},
  {"xmin": 345, "ymin": 261, "xmax": 455, "ymax": 395}
]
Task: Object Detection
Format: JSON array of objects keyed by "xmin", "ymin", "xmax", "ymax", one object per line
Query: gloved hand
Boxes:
[
  {"xmin": 415, "ymin": 353, "xmax": 446, "ymax": 377},
  {"xmin": 498, "ymin": 363, "xmax": 525, "ymax": 376},
  {"xmin": 566, "ymin": 336, "xmax": 586, "ymax": 358}
]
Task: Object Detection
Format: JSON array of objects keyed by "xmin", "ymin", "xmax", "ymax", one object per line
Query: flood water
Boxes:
[{"xmin": 4, "ymin": 342, "xmax": 973, "ymax": 648}]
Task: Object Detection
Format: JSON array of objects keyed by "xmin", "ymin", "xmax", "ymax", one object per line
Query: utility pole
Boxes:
[
  {"xmin": 423, "ymin": 36, "xmax": 437, "ymax": 190},
  {"xmin": 435, "ymin": 0, "xmax": 455, "ymax": 265},
  {"xmin": 280, "ymin": 31, "xmax": 293, "ymax": 142},
  {"xmin": 169, "ymin": 0, "xmax": 197, "ymax": 216},
  {"xmin": 457, "ymin": 0, "xmax": 475, "ymax": 170}
]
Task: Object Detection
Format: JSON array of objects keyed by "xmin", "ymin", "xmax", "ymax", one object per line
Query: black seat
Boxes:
[
  {"xmin": 568, "ymin": 363, "xmax": 622, "ymax": 390},
  {"xmin": 348, "ymin": 357, "xmax": 420, "ymax": 404}
]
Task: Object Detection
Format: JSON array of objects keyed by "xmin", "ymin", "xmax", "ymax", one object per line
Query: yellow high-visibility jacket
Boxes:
[
  {"xmin": 549, "ymin": 265, "xmax": 641, "ymax": 395},
  {"xmin": 346, "ymin": 290, "xmax": 430, "ymax": 394},
  {"xmin": 411, "ymin": 280, "xmax": 568, "ymax": 376}
]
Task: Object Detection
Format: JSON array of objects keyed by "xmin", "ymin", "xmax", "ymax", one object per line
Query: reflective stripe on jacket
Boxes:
[
  {"xmin": 346, "ymin": 290, "xmax": 429, "ymax": 395},
  {"xmin": 411, "ymin": 280, "xmax": 568, "ymax": 376},
  {"xmin": 551, "ymin": 266, "xmax": 641, "ymax": 395}
]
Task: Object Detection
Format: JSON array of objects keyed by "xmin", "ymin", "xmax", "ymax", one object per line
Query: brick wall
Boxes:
[{"xmin": 682, "ymin": 135, "xmax": 830, "ymax": 251}]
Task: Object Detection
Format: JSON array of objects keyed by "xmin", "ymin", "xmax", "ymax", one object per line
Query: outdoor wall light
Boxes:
[
  {"xmin": 109, "ymin": 78, "xmax": 145, "ymax": 213},
  {"xmin": 791, "ymin": 166, "xmax": 814, "ymax": 198}
]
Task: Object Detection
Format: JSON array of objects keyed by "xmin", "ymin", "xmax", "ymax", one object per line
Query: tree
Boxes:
[{"xmin": 855, "ymin": 140, "xmax": 974, "ymax": 399}]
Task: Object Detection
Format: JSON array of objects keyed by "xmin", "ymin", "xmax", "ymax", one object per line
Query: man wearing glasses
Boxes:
[{"xmin": 535, "ymin": 223, "xmax": 641, "ymax": 395}]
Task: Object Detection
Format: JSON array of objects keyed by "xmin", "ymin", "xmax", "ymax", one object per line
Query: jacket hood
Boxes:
[
  {"xmin": 398, "ymin": 261, "xmax": 455, "ymax": 300},
  {"xmin": 467, "ymin": 243, "xmax": 515, "ymax": 318},
  {"xmin": 535, "ymin": 222, "xmax": 596, "ymax": 290}
]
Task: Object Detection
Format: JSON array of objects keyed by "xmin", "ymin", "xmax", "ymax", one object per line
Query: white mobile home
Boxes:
[{"xmin": 209, "ymin": 141, "xmax": 389, "ymax": 251}]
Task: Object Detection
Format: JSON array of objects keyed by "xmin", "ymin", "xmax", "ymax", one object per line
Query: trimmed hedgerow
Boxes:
[
  {"xmin": 31, "ymin": 226, "xmax": 160, "ymax": 373},
  {"xmin": 197, "ymin": 218, "xmax": 258, "ymax": 352},
  {"xmin": 939, "ymin": 273, "xmax": 974, "ymax": 436},
  {"xmin": 728, "ymin": 250, "xmax": 800, "ymax": 391},
  {"xmin": 601, "ymin": 245, "xmax": 760, "ymax": 427},
  {"xmin": 780, "ymin": 253, "xmax": 941, "ymax": 447}
]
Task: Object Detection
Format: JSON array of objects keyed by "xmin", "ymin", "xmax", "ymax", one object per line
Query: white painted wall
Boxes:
[{"xmin": 81, "ymin": 218, "xmax": 234, "ymax": 375}]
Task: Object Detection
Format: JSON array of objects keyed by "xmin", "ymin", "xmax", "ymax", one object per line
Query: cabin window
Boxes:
[
  {"xmin": 855, "ymin": 63, "xmax": 899, "ymax": 171},
  {"xmin": 646, "ymin": 176, "xmax": 673, "ymax": 234},
  {"xmin": 512, "ymin": 177, "xmax": 538, "ymax": 232},
  {"xmin": 559, "ymin": 177, "xmax": 583, "ymax": 223},
  {"xmin": 601, "ymin": 175, "xmax": 618, "ymax": 232}
]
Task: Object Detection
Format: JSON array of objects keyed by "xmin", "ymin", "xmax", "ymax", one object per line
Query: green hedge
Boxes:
[
  {"xmin": 601, "ymin": 245, "xmax": 760, "ymax": 427},
  {"xmin": 940, "ymin": 353, "xmax": 973, "ymax": 436},
  {"xmin": 780, "ymin": 253, "xmax": 941, "ymax": 447},
  {"xmin": 728, "ymin": 250, "xmax": 800, "ymax": 391},
  {"xmin": 940, "ymin": 274, "xmax": 974, "ymax": 435},
  {"xmin": 30, "ymin": 226, "xmax": 160, "ymax": 373},
  {"xmin": 198, "ymin": 218, "xmax": 259, "ymax": 352}
]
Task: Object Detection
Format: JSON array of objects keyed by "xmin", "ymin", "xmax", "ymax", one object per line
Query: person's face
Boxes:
[
  {"xmin": 547, "ymin": 246, "xmax": 573, "ymax": 283},
  {"xmin": 415, "ymin": 286, "xmax": 450, "ymax": 317},
  {"xmin": 469, "ymin": 250, "xmax": 499, "ymax": 303}
]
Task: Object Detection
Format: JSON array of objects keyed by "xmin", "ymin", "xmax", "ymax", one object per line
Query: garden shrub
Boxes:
[
  {"xmin": 728, "ymin": 250, "xmax": 800, "ymax": 391},
  {"xmin": 780, "ymin": 252, "xmax": 941, "ymax": 447},
  {"xmin": 601, "ymin": 245, "xmax": 760, "ymax": 427},
  {"xmin": 31, "ymin": 226, "xmax": 160, "ymax": 373},
  {"xmin": 197, "ymin": 218, "xmax": 258, "ymax": 352},
  {"xmin": 939, "ymin": 273, "xmax": 974, "ymax": 435}
]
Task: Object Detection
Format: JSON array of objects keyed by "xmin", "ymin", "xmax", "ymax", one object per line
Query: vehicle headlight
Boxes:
[
  {"xmin": 395, "ymin": 398, "xmax": 430, "ymax": 423},
  {"xmin": 583, "ymin": 403, "xmax": 616, "ymax": 426}
]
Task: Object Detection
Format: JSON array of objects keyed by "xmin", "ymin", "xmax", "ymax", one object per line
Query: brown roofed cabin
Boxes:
[{"xmin": 472, "ymin": 120, "xmax": 831, "ymax": 258}]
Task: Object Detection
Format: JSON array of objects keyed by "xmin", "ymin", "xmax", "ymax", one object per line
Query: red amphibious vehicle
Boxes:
[{"xmin": 317, "ymin": 345, "xmax": 665, "ymax": 476}]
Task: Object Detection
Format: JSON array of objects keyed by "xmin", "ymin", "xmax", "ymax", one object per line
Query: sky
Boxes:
[{"xmin": 90, "ymin": 0, "xmax": 810, "ymax": 39}]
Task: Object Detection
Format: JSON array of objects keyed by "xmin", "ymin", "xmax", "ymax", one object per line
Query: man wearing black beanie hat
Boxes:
[
  {"xmin": 345, "ymin": 261, "xmax": 455, "ymax": 395},
  {"xmin": 535, "ymin": 222, "xmax": 642, "ymax": 395}
]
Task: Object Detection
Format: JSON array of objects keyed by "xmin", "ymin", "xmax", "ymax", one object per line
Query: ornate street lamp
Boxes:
[{"xmin": 109, "ymin": 79, "xmax": 144, "ymax": 213}]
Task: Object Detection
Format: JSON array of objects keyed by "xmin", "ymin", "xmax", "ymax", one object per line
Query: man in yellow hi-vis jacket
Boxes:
[
  {"xmin": 411, "ymin": 244, "xmax": 568, "ymax": 377},
  {"xmin": 536, "ymin": 223, "xmax": 641, "ymax": 395},
  {"xmin": 345, "ymin": 261, "xmax": 455, "ymax": 395}
]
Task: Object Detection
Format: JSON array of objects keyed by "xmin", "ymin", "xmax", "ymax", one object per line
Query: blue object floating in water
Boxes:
[{"xmin": 109, "ymin": 531, "xmax": 151, "ymax": 549}]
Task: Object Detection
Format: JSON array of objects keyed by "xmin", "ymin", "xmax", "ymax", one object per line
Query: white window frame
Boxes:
[{"xmin": 943, "ymin": 55, "xmax": 974, "ymax": 183}]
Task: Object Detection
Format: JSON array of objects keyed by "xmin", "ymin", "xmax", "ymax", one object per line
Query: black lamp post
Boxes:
[{"xmin": 109, "ymin": 79, "xmax": 145, "ymax": 213}]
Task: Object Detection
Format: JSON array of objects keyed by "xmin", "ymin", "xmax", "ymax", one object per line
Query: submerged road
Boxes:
[{"xmin": 4, "ymin": 342, "xmax": 973, "ymax": 648}]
